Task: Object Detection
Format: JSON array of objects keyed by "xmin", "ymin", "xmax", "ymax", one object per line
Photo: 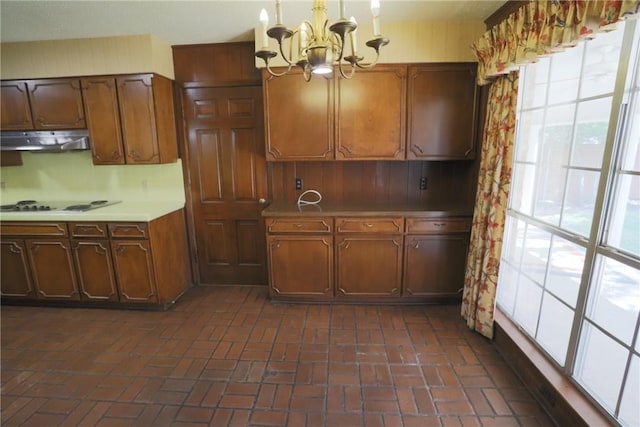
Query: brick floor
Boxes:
[{"xmin": 1, "ymin": 286, "xmax": 555, "ymax": 426}]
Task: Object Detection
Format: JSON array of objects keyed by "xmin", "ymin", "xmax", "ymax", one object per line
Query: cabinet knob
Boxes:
[
  {"xmin": 365, "ymin": 223, "xmax": 374, "ymax": 228},
  {"xmin": 433, "ymin": 223, "xmax": 446, "ymax": 227},
  {"xmin": 258, "ymin": 198, "xmax": 267, "ymax": 204}
]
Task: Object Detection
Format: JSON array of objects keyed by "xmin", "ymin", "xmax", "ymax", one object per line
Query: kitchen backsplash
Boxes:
[{"xmin": 0, "ymin": 151, "xmax": 185, "ymax": 203}]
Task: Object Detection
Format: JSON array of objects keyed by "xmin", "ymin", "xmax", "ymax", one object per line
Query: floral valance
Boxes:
[{"xmin": 472, "ymin": 0, "xmax": 640, "ymax": 85}]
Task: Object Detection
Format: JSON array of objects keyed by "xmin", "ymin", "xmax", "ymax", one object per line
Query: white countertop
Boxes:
[{"xmin": 0, "ymin": 200, "xmax": 185, "ymax": 222}]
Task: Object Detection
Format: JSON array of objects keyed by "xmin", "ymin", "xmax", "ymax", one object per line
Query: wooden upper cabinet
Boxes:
[
  {"xmin": 336, "ymin": 65, "xmax": 407, "ymax": 160},
  {"xmin": 27, "ymin": 78, "xmax": 86, "ymax": 130},
  {"xmin": 81, "ymin": 73, "xmax": 178, "ymax": 165},
  {"xmin": 117, "ymin": 74, "xmax": 177, "ymax": 164},
  {"xmin": 81, "ymin": 77, "xmax": 126, "ymax": 164},
  {"xmin": 407, "ymin": 63, "xmax": 479, "ymax": 160},
  {"xmin": 263, "ymin": 68, "xmax": 334, "ymax": 161},
  {"xmin": 1, "ymin": 81, "xmax": 33, "ymax": 130}
]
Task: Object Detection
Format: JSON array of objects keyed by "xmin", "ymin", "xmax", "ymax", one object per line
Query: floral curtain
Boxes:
[
  {"xmin": 462, "ymin": 0, "xmax": 640, "ymax": 339},
  {"xmin": 474, "ymin": 0, "xmax": 640, "ymax": 84},
  {"xmin": 461, "ymin": 73, "xmax": 518, "ymax": 339}
]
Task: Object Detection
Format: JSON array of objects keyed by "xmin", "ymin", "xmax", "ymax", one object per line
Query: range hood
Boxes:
[{"xmin": 0, "ymin": 130, "xmax": 90, "ymax": 152}]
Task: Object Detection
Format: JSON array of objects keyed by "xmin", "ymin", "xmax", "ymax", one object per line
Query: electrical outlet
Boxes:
[
  {"xmin": 419, "ymin": 177, "xmax": 427, "ymax": 190},
  {"xmin": 142, "ymin": 180, "xmax": 149, "ymax": 192},
  {"xmin": 295, "ymin": 177, "xmax": 303, "ymax": 190}
]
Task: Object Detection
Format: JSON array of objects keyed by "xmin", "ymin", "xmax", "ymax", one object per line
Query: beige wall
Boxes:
[
  {"xmin": 0, "ymin": 34, "xmax": 174, "ymax": 79},
  {"xmin": 255, "ymin": 20, "xmax": 484, "ymax": 67}
]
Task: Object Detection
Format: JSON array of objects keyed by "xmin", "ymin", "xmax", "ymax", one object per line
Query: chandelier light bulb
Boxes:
[
  {"xmin": 259, "ymin": 8, "xmax": 269, "ymax": 48},
  {"xmin": 371, "ymin": 0, "xmax": 381, "ymax": 36}
]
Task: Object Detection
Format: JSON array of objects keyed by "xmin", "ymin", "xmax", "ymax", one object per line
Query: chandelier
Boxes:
[{"xmin": 255, "ymin": 0, "xmax": 389, "ymax": 81}]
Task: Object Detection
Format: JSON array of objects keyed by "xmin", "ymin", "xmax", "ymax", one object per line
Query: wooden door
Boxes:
[
  {"xmin": 183, "ymin": 86, "xmax": 268, "ymax": 284},
  {"xmin": 0, "ymin": 81, "xmax": 33, "ymax": 130},
  {"xmin": 263, "ymin": 68, "xmax": 334, "ymax": 160},
  {"xmin": 26, "ymin": 238, "xmax": 80, "ymax": 300},
  {"xmin": 0, "ymin": 239, "xmax": 35, "ymax": 299},
  {"xmin": 81, "ymin": 77, "xmax": 126, "ymax": 164},
  {"xmin": 111, "ymin": 240, "xmax": 158, "ymax": 303},
  {"xmin": 407, "ymin": 63, "xmax": 478, "ymax": 160},
  {"xmin": 27, "ymin": 79, "xmax": 86, "ymax": 130},
  {"xmin": 336, "ymin": 65, "xmax": 407, "ymax": 160}
]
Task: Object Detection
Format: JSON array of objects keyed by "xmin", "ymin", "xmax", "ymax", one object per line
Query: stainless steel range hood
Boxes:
[{"xmin": 0, "ymin": 130, "xmax": 90, "ymax": 152}]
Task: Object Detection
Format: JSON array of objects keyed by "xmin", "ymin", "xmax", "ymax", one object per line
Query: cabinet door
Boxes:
[
  {"xmin": 404, "ymin": 234, "xmax": 469, "ymax": 298},
  {"xmin": 267, "ymin": 235, "xmax": 333, "ymax": 298},
  {"xmin": 111, "ymin": 240, "xmax": 158, "ymax": 303},
  {"xmin": 263, "ymin": 68, "xmax": 334, "ymax": 160},
  {"xmin": 0, "ymin": 81, "xmax": 33, "ymax": 130},
  {"xmin": 0, "ymin": 239, "xmax": 35, "ymax": 299},
  {"xmin": 336, "ymin": 65, "xmax": 406, "ymax": 160},
  {"xmin": 81, "ymin": 77, "xmax": 126, "ymax": 164},
  {"xmin": 336, "ymin": 235, "xmax": 403, "ymax": 297},
  {"xmin": 407, "ymin": 63, "xmax": 478, "ymax": 160},
  {"xmin": 26, "ymin": 239, "xmax": 80, "ymax": 300},
  {"xmin": 27, "ymin": 79, "xmax": 86, "ymax": 130},
  {"xmin": 117, "ymin": 74, "xmax": 161, "ymax": 164},
  {"xmin": 72, "ymin": 240, "xmax": 119, "ymax": 302}
]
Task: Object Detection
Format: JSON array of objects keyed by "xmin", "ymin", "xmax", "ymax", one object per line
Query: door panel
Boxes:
[{"xmin": 183, "ymin": 86, "xmax": 267, "ymax": 284}]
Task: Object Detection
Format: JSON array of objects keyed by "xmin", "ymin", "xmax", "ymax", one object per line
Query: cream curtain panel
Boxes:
[
  {"xmin": 462, "ymin": 0, "xmax": 640, "ymax": 339},
  {"xmin": 461, "ymin": 73, "xmax": 518, "ymax": 339}
]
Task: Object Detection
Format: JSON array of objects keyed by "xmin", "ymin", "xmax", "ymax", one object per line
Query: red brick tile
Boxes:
[
  {"xmin": 219, "ymin": 394, "xmax": 255, "ymax": 409},
  {"xmin": 250, "ymin": 410, "xmax": 288, "ymax": 426},
  {"xmin": 326, "ymin": 412, "xmax": 362, "ymax": 426},
  {"xmin": 478, "ymin": 416, "xmax": 521, "ymax": 426},
  {"xmin": 403, "ymin": 415, "xmax": 442, "ymax": 427},
  {"xmin": 430, "ymin": 387, "xmax": 467, "ymax": 401},
  {"xmin": 21, "ymin": 413, "xmax": 67, "ymax": 427},
  {"xmin": 436, "ymin": 400, "xmax": 476, "ymax": 415},
  {"xmin": 228, "ymin": 409, "xmax": 251, "ymax": 426},
  {"xmin": 413, "ymin": 388, "xmax": 436, "ymax": 415},
  {"xmin": 105, "ymin": 402, "xmax": 145, "ymax": 419},
  {"xmin": 200, "ymin": 383, "xmax": 225, "ymax": 407},
  {"xmin": 483, "ymin": 388, "xmax": 513, "ymax": 415},
  {"xmin": 175, "ymin": 406, "xmax": 214, "ymax": 423}
]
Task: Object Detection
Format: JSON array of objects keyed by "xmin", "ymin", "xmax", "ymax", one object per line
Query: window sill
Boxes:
[{"xmin": 493, "ymin": 308, "xmax": 613, "ymax": 427}]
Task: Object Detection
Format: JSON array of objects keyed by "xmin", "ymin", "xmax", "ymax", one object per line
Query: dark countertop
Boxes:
[{"xmin": 262, "ymin": 201, "xmax": 474, "ymax": 218}]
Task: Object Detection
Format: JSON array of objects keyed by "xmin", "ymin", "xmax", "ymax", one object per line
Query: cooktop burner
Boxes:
[{"xmin": 0, "ymin": 200, "xmax": 121, "ymax": 212}]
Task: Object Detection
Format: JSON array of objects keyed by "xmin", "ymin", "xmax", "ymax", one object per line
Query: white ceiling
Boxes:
[{"xmin": 0, "ymin": 0, "xmax": 504, "ymax": 46}]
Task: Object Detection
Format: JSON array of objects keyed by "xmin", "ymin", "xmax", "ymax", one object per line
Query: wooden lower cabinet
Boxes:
[
  {"xmin": 0, "ymin": 210, "xmax": 191, "ymax": 309},
  {"xmin": 27, "ymin": 238, "xmax": 80, "ymax": 300},
  {"xmin": 267, "ymin": 235, "xmax": 333, "ymax": 298},
  {"xmin": 335, "ymin": 235, "xmax": 403, "ymax": 298},
  {"xmin": 265, "ymin": 213, "xmax": 470, "ymax": 303},
  {"xmin": 0, "ymin": 239, "xmax": 35, "ymax": 299},
  {"xmin": 404, "ymin": 234, "xmax": 469, "ymax": 300},
  {"xmin": 111, "ymin": 240, "xmax": 158, "ymax": 304}
]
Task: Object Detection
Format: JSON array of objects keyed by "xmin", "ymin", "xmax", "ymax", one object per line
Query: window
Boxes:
[{"xmin": 497, "ymin": 20, "xmax": 640, "ymax": 426}]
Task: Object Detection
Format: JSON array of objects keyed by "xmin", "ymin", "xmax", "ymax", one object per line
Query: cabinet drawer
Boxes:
[
  {"xmin": 108, "ymin": 223, "xmax": 149, "ymax": 239},
  {"xmin": 1, "ymin": 222, "xmax": 68, "ymax": 237},
  {"xmin": 406, "ymin": 218, "xmax": 472, "ymax": 234},
  {"xmin": 69, "ymin": 222, "xmax": 108, "ymax": 238},
  {"xmin": 336, "ymin": 217, "xmax": 404, "ymax": 234},
  {"xmin": 266, "ymin": 218, "xmax": 332, "ymax": 234}
]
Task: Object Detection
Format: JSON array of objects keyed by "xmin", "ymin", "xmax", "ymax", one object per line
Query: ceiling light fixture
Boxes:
[{"xmin": 255, "ymin": 0, "xmax": 389, "ymax": 81}]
